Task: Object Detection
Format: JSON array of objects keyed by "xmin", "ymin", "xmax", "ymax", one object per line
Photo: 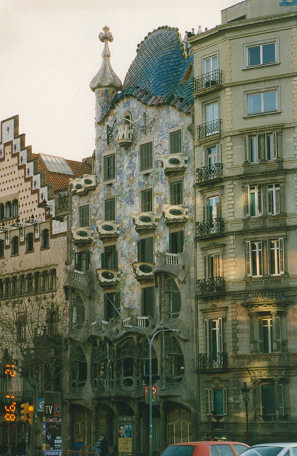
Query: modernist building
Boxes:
[
  {"xmin": 0, "ymin": 115, "xmax": 90, "ymax": 454},
  {"xmin": 191, "ymin": 0, "xmax": 297, "ymax": 443},
  {"xmin": 65, "ymin": 26, "xmax": 198, "ymax": 455}
]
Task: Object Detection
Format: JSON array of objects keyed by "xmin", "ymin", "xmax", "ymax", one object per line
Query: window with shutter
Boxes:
[
  {"xmin": 169, "ymin": 231, "xmax": 184, "ymax": 254},
  {"xmin": 142, "ymin": 286, "xmax": 154, "ymax": 317},
  {"xmin": 170, "ymin": 130, "xmax": 182, "ymax": 154},
  {"xmin": 140, "ymin": 142, "xmax": 153, "ymax": 171},
  {"xmin": 79, "ymin": 205, "xmax": 89, "ymax": 227},
  {"xmin": 170, "ymin": 180, "xmax": 183, "ymax": 205},
  {"xmin": 104, "ymin": 198, "xmax": 116, "ymax": 221},
  {"xmin": 261, "ymin": 383, "xmax": 276, "ymax": 419},
  {"xmin": 102, "ymin": 245, "xmax": 118, "ymax": 270},
  {"xmin": 138, "ymin": 237, "xmax": 153, "ymax": 263},
  {"xmin": 104, "ymin": 292, "xmax": 120, "ymax": 320},
  {"xmin": 265, "ymin": 132, "xmax": 278, "ymax": 161},
  {"xmin": 141, "ymin": 189, "xmax": 152, "ymax": 212},
  {"xmin": 103, "ymin": 154, "xmax": 116, "ymax": 181}
]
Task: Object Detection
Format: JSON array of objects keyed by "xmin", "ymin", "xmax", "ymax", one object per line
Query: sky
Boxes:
[{"xmin": 0, "ymin": 0, "xmax": 239, "ymax": 162}]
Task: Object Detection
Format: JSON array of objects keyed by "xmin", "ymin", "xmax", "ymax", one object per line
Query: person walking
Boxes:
[
  {"xmin": 94, "ymin": 436, "xmax": 101, "ymax": 456},
  {"xmin": 99, "ymin": 434, "xmax": 108, "ymax": 456}
]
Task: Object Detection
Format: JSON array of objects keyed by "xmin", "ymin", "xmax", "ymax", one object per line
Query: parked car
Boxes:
[
  {"xmin": 161, "ymin": 441, "xmax": 249, "ymax": 456},
  {"xmin": 238, "ymin": 443, "xmax": 297, "ymax": 456}
]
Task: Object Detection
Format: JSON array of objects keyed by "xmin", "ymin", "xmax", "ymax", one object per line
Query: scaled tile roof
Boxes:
[{"xmin": 111, "ymin": 26, "xmax": 193, "ymax": 113}]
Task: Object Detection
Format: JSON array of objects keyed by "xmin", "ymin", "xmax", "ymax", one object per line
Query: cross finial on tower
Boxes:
[{"xmin": 99, "ymin": 26, "xmax": 114, "ymax": 44}]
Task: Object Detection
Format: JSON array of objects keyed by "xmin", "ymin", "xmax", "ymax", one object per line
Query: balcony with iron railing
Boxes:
[
  {"xmin": 197, "ymin": 119, "xmax": 221, "ymax": 140},
  {"xmin": 196, "ymin": 277, "xmax": 226, "ymax": 297},
  {"xmin": 194, "ymin": 70, "xmax": 223, "ymax": 96},
  {"xmin": 197, "ymin": 352, "xmax": 227, "ymax": 370},
  {"xmin": 196, "ymin": 218, "xmax": 224, "ymax": 238},
  {"xmin": 196, "ymin": 163, "xmax": 223, "ymax": 185}
]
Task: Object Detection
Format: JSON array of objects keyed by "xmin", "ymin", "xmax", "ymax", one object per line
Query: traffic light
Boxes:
[
  {"xmin": 28, "ymin": 405, "xmax": 34, "ymax": 426},
  {"xmin": 20, "ymin": 403, "xmax": 34, "ymax": 425},
  {"xmin": 20, "ymin": 403, "xmax": 29, "ymax": 422}
]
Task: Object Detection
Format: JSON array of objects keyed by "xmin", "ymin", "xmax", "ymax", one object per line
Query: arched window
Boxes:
[
  {"xmin": 163, "ymin": 277, "xmax": 181, "ymax": 320},
  {"xmin": 71, "ymin": 292, "xmax": 85, "ymax": 330},
  {"xmin": 116, "ymin": 339, "xmax": 135, "ymax": 388},
  {"xmin": 48, "ymin": 269, "xmax": 56, "ymax": 290},
  {"xmin": 12, "ymin": 200, "xmax": 18, "ymax": 217},
  {"xmin": 40, "ymin": 271, "xmax": 48, "ymax": 291},
  {"xmin": 25, "ymin": 232, "xmax": 34, "ymax": 252},
  {"xmin": 41, "ymin": 229, "xmax": 49, "ymax": 249},
  {"xmin": 164, "ymin": 334, "xmax": 184, "ymax": 383},
  {"xmin": 11, "ymin": 277, "xmax": 17, "ymax": 296},
  {"xmin": 70, "ymin": 344, "xmax": 87, "ymax": 390},
  {"xmin": 92, "ymin": 341, "xmax": 113, "ymax": 390},
  {"xmin": 11, "ymin": 236, "xmax": 19, "ymax": 255},
  {"xmin": 26, "ymin": 274, "xmax": 33, "ymax": 294},
  {"xmin": 34, "ymin": 272, "xmax": 39, "ymax": 293},
  {"xmin": 5, "ymin": 202, "xmax": 11, "ymax": 219},
  {"xmin": 0, "ymin": 240, "xmax": 4, "ymax": 258},
  {"xmin": 4, "ymin": 278, "xmax": 10, "ymax": 297}
]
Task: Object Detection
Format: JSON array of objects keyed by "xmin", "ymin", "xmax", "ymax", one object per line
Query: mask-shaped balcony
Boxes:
[
  {"xmin": 70, "ymin": 174, "xmax": 96, "ymax": 195},
  {"xmin": 96, "ymin": 221, "xmax": 120, "ymax": 240},
  {"xmin": 133, "ymin": 262, "xmax": 154, "ymax": 281},
  {"xmin": 162, "ymin": 154, "xmax": 188, "ymax": 174},
  {"xmin": 97, "ymin": 269, "xmax": 120, "ymax": 287},
  {"xmin": 163, "ymin": 205, "xmax": 188, "ymax": 225},
  {"xmin": 72, "ymin": 227, "xmax": 93, "ymax": 245},
  {"xmin": 132, "ymin": 212, "xmax": 159, "ymax": 232}
]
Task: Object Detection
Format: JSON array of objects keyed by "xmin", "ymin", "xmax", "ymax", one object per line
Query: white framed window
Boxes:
[
  {"xmin": 246, "ymin": 240, "xmax": 263, "ymax": 277},
  {"xmin": 204, "ymin": 318, "xmax": 223, "ymax": 358},
  {"xmin": 245, "ymin": 41, "xmax": 277, "ymax": 68},
  {"xmin": 205, "ymin": 101, "xmax": 219, "ymax": 124},
  {"xmin": 244, "ymin": 132, "xmax": 278, "ymax": 163},
  {"xmin": 204, "ymin": 144, "xmax": 221, "ymax": 166},
  {"xmin": 204, "ymin": 253, "xmax": 222, "ymax": 279},
  {"xmin": 247, "ymin": 89, "xmax": 278, "ymax": 115},
  {"xmin": 206, "ymin": 196, "xmax": 220, "ymax": 221},
  {"xmin": 204, "ymin": 54, "xmax": 218, "ymax": 74},
  {"xmin": 269, "ymin": 238, "xmax": 284, "ymax": 276},
  {"xmin": 206, "ymin": 388, "xmax": 227, "ymax": 415},
  {"xmin": 244, "ymin": 185, "xmax": 262, "ymax": 217},
  {"xmin": 267, "ymin": 184, "xmax": 280, "ymax": 215},
  {"xmin": 245, "ymin": 135, "xmax": 259, "ymax": 163},
  {"xmin": 265, "ymin": 132, "xmax": 278, "ymax": 161}
]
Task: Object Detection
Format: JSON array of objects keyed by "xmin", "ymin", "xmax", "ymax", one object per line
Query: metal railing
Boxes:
[
  {"xmin": 196, "ymin": 218, "xmax": 224, "ymax": 237},
  {"xmin": 194, "ymin": 69, "xmax": 223, "ymax": 93},
  {"xmin": 74, "ymin": 270, "xmax": 85, "ymax": 281},
  {"xmin": 196, "ymin": 163, "xmax": 223, "ymax": 184},
  {"xmin": 197, "ymin": 352, "xmax": 227, "ymax": 369},
  {"xmin": 197, "ymin": 119, "xmax": 221, "ymax": 139},
  {"xmin": 196, "ymin": 277, "xmax": 226, "ymax": 296},
  {"xmin": 137, "ymin": 316, "xmax": 149, "ymax": 328}
]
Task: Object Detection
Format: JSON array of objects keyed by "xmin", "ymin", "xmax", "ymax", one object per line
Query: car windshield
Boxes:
[
  {"xmin": 234, "ymin": 445, "xmax": 249, "ymax": 455},
  {"xmin": 241, "ymin": 447, "xmax": 284, "ymax": 456},
  {"xmin": 161, "ymin": 445, "xmax": 195, "ymax": 456}
]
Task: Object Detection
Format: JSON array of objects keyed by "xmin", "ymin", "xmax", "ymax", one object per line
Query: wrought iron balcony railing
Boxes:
[
  {"xmin": 196, "ymin": 163, "xmax": 223, "ymax": 184},
  {"xmin": 196, "ymin": 277, "xmax": 226, "ymax": 296},
  {"xmin": 197, "ymin": 119, "xmax": 221, "ymax": 139},
  {"xmin": 194, "ymin": 70, "xmax": 223, "ymax": 93},
  {"xmin": 196, "ymin": 218, "xmax": 224, "ymax": 237},
  {"xmin": 197, "ymin": 352, "xmax": 227, "ymax": 370}
]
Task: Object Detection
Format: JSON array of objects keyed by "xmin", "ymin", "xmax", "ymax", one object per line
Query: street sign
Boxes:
[{"xmin": 145, "ymin": 386, "xmax": 159, "ymax": 404}]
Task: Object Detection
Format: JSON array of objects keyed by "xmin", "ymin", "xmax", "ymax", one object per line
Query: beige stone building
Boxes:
[
  {"xmin": 191, "ymin": 0, "xmax": 297, "ymax": 443},
  {"xmin": 0, "ymin": 115, "xmax": 90, "ymax": 454}
]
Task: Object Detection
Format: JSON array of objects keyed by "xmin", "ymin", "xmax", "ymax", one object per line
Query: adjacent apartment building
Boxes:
[
  {"xmin": 0, "ymin": 115, "xmax": 90, "ymax": 454},
  {"xmin": 191, "ymin": 0, "xmax": 297, "ymax": 443},
  {"xmin": 65, "ymin": 26, "xmax": 198, "ymax": 454}
]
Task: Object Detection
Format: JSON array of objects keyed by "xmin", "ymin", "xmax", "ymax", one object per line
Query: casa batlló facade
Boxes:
[{"xmin": 65, "ymin": 26, "xmax": 198, "ymax": 455}]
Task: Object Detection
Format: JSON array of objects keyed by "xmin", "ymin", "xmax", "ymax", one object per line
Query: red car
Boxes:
[{"xmin": 161, "ymin": 441, "xmax": 249, "ymax": 456}]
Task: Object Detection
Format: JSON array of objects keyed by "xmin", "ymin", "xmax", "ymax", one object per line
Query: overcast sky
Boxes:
[{"xmin": 0, "ymin": 0, "xmax": 239, "ymax": 162}]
